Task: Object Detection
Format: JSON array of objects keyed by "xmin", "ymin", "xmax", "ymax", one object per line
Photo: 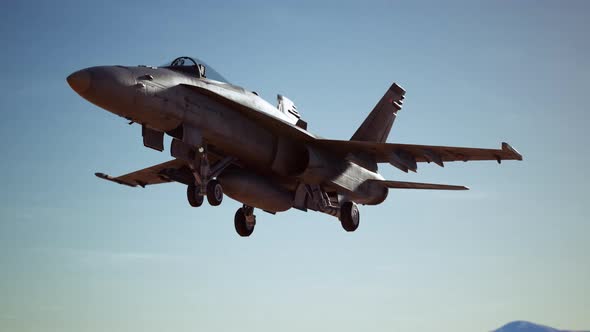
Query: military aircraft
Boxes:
[{"xmin": 67, "ymin": 56, "xmax": 522, "ymax": 236}]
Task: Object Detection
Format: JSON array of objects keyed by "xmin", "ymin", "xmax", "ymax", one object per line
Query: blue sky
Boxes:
[{"xmin": 0, "ymin": 1, "xmax": 589, "ymax": 331}]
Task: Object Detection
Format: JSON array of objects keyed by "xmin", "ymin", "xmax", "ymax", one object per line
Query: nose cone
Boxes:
[
  {"xmin": 67, "ymin": 65, "xmax": 136, "ymax": 118},
  {"xmin": 67, "ymin": 69, "xmax": 91, "ymax": 94}
]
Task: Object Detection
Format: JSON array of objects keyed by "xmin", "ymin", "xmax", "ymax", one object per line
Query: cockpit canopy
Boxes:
[{"xmin": 165, "ymin": 56, "xmax": 229, "ymax": 83}]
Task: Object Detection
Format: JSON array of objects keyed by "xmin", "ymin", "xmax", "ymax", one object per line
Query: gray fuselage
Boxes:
[{"xmin": 67, "ymin": 64, "xmax": 388, "ymax": 207}]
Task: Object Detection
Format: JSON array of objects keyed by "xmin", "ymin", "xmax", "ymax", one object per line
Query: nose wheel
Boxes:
[
  {"xmin": 180, "ymin": 142, "xmax": 234, "ymax": 208},
  {"xmin": 234, "ymin": 205, "xmax": 256, "ymax": 237},
  {"xmin": 186, "ymin": 181, "xmax": 223, "ymax": 207},
  {"xmin": 206, "ymin": 179, "xmax": 223, "ymax": 206},
  {"xmin": 187, "ymin": 185, "xmax": 204, "ymax": 207}
]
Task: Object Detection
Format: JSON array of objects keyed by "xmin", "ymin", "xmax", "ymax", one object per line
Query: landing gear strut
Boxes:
[
  {"xmin": 176, "ymin": 140, "xmax": 233, "ymax": 208},
  {"xmin": 234, "ymin": 205, "xmax": 256, "ymax": 237},
  {"xmin": 340, "ymin": 202, "xmax": 360, "ymax": 232}
]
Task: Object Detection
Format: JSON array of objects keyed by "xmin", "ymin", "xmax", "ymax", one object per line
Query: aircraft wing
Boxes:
[
  {"xmin": 369, "ymin": 179, "xmax": 468, "ymax": 190},
  {"xmin": 315, "ymin": 139, "xmax": 522, "ymax": 172},
  {"xmin": 95, "ymin": 159, "xmax": 190, "ymax": 187}
]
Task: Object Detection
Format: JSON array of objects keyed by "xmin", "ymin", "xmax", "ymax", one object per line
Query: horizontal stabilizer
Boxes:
[{"xmin": 370, "ymin": 180, "xmax": 469, "ymax": 190}]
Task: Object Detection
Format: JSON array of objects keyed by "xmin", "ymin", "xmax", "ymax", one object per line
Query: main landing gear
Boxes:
[
  {"xmin": 300, "ymin": 184, "xmax": 361, "ymax": 233},
  {"xmin": 234, "ymin": 205, "xmax": 256, "ymax": 237},
  {"xmin": 339, "ymin": 201, "xmax": 360, "ymax": 232}
]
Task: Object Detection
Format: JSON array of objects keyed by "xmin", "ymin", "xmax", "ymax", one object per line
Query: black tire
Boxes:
[
  {"xmin": 206, "ymin": 179, "xmax": 223, "ymax": 206},
  {"xmin": 187, "ymin": 185, "xmax": 204, "ymax": 207},
  {"xmin": 234, "ymin": 208, "xmax": 254, "ymax": 237},
  {"xmin": 340, "ymin": 202, "xmax": 360, "ymax": 232}
]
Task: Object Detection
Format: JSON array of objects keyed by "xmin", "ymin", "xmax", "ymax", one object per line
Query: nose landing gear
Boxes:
[
  {"xmin": 187, "ymin": 181, "xmax": 223, "ymax": 207},
  {"xmin": 206, "ymin": 179, "xmax": 223, "ymax": 206},
  {"xmin": 187, "ymin": 185, "xmax": 204, "ymax": 207},
  {"xmin": 173, "ymin": 138, "xmax": 233, "ymax": 209}
]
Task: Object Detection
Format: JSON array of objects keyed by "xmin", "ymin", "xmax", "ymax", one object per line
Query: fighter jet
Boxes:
[{"xmin": 67, "ymin": 56, "xmax": 522, "ymax": 237}]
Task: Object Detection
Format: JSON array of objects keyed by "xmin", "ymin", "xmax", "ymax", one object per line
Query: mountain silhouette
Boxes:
[{"xmin": 494, "ymin": 321, "xmax": 589, "ymax": 332}]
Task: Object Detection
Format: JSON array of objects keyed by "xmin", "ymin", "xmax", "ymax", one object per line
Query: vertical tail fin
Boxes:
[{"xmin": 351, "ymin": 83, "xmax": 405, "ymax": 143}]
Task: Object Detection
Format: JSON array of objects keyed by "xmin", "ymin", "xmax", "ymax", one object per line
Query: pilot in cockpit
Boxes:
[{"xmin": 166, "ymin": 56, "xmax": 228, "ymax": 83}]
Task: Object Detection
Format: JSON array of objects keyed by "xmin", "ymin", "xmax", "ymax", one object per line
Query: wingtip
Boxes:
[
  {"xmin": 501, "ymin": 142, "xmax": 523, "ymax": 161},
  {"xmin": 95, "ymin": 172, "xmax": 137, "ymax": 187}
]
